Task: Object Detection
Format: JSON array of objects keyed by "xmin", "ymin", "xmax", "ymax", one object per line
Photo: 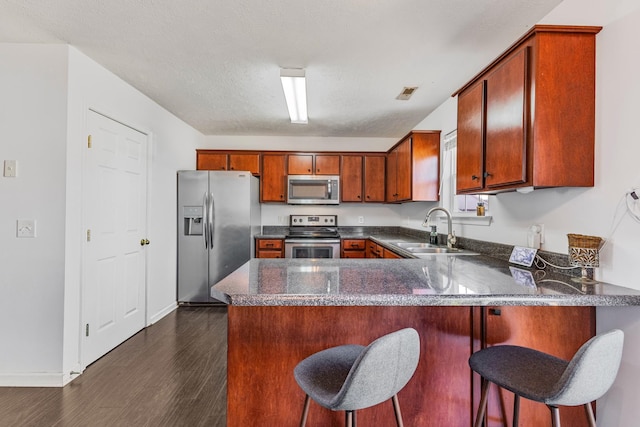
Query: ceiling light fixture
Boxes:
[{"xmin": 280, "ymin": 68, "xmax": 308, "ymax": 124}]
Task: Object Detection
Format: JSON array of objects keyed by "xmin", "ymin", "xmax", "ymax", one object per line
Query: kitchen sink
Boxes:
[
  {"xmin": 390, "ymin": 242, "xmax": 478, "ymax": 256},
  {"xmin": 395, "ymin": 242, "xmax": 435, "ymax": 248}
]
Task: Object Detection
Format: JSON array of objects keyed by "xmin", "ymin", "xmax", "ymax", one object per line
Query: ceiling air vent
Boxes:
[{"xmin": 396, "ymin": 86, "xmax": 418, "ymax": 100}]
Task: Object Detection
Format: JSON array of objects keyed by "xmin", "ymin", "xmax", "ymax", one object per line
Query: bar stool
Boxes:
[
  {"xmin": 293, "ymin": 328, "xmax": 420, "ymax": 427},
  {"xmin": 469, "ymin": 329, "xmax": 624, "ymax": 427}
]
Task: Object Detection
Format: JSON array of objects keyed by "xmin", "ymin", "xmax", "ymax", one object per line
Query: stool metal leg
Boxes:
[
  {"xmin": 549, "ymin": 406, "xmax": 561, "ymax": 427},
  {"xmin": 474, "ymin": 378, "xmax": 490, "ymax": 427},
  {"xmin": 299, "ymin": 395, "xmax": 310, "ymax": 427},
  {"xmin": 391, "ymin": 394, "xmax": 404, "ymax": 427},
  {"xmin": 513, "ymin": 394, "xmax": 520, "ymax": 427},
  {"xmin": 345, "ymin": 410, "xmax": 354, "ymax": 427},
  {"xmin": 584, "ymin": 402, "xmax": 596, "ymax": 427}
]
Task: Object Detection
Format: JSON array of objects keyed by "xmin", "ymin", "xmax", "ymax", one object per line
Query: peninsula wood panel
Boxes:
[
  {"xmin": 226, "ymin": 306, "xmax": 474, "ymax": 427},
  {"xmin": 472, "ymin": 306, "xmax": 595, "ymax": 427}
]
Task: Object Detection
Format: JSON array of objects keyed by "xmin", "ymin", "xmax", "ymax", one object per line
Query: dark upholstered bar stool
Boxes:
[
  {"xmin": 469, "ymin": 329, "xmax": 624, "ymax": 427},
  {"xmin": 293, "ymin": 328, "xmax": 420, "ymax": 427}
]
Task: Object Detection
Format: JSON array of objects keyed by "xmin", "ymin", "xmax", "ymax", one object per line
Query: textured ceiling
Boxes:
[{"xmin": 0, "ymin": 0, "xmax": 562, "ymax": 138}]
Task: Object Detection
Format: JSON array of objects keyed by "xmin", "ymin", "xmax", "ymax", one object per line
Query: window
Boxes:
[{"xmin": 442, "ymin": 130, "xmax": 489, "ymax": 214}]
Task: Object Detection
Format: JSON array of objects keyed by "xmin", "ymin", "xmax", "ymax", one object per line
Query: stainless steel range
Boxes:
[{"xmin": 284, "ymin": 214, "xmax": 340, "ymax": 259}]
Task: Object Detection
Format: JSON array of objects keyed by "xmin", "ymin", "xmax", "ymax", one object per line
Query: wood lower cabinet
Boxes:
[
  {"xmin": 386, "ymin": 131, "xmax": 440, "ymax": 202},
  {"xmin": 454, "ymin": 25, "xmax": 601, "ymax": 194},
  {"xmin": 260, "ymin": 154, "xmax": 287, "ymax": 203},
  {"xmin": 341, "ymin": 239, "xmax": 366, "ymax": 258},
  {"xmin": 196, "ymin": 150, "xmax": 260, "ymax": 175},
  {"xmin": 366, "ymin": 239, "xmax": 383, "ymax": 258},
  {"xmin": 473, "ymin": 306, "xmax": 595, "ymax": 426},
  {"xmin": 255, "ymin": 238, "xmax": 284, "ymax": 258},
  {"xmin": 225, "ymin": 305, "xmax": 594, "ymax": 427}
]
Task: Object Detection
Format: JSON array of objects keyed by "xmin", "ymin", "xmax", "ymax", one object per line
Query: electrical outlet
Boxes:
[{"xmin": 358, "ymin": 216, "xmax": 364, "ymax": 224}]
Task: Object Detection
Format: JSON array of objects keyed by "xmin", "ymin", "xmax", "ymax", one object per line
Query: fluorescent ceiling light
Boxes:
[{"xmin": 280, "ymin": 68, "xmax": 308, "ymax": 124}]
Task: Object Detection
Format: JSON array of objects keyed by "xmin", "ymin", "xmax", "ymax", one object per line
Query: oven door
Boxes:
[{"xmin": 284, "ymin": 239, "xmax": 340, "ymax": 259}]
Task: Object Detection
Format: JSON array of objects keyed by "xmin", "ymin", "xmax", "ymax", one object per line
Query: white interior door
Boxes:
[{"xmin": 82, "ymin": 110, "xmax": 148, "ymax": 366}]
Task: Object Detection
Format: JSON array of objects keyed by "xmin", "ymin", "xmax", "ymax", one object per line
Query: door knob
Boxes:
[{"xmin": 140, "ymin": 238, "xmax": 150, "ymax": 246}]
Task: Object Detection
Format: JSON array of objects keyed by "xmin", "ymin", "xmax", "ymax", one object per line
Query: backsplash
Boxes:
[{"xmin": 261, "ymin": 225, "xmax": 584, "ymax": 278}]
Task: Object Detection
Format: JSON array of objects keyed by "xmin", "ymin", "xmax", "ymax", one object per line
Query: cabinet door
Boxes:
[
  {"xmin": 395, "ymin": 138, "xmax": 412, "ymax": 201},
  {"xmin": 341, "ymin": 155, "xmax": 363, "ymax": 202},
  {"xmin": 229, "ymin": 153, "xmax": 260, "ymax": 175},
  {"xmin": 478, "ymin": 306, "xmax": 595, "ymax": 426},
  {"xmin": 385, "ymin": 150, "xmax": 398, "ymax": 202},
  {"xmin": 197, "ymin": 153, "xmax": 227, "ymax": 170},
  {"xmin": 457, "ymin": 81, "xmax": 485, "ymax": 193},
  {"xmin": 484, "ymin": 47, "xmax": 528, "ymax": 189},
  {"xmin": 315, "ymin": 155, "xmax": 340, "ymax": 175},
  {"xmin": 261, "ymin": 155, "xmax": 287, "ymax": 202},
  {"xmin": 364, "ymin": 155, "xmax": 385, "ymax": 202},
  {"xmin": 288, "ymin": 154, "xmax": 313, "ymax": 174}
]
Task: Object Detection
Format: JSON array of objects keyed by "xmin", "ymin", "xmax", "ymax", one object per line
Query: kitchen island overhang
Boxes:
[{"xmin": 211, "ymin": 257, "xmax": 640, "ymax": 307}]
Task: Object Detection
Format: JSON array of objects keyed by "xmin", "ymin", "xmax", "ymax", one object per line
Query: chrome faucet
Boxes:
[{"xmin": 422, "ymin": 207, "xmax": 456, "ymax": 248}]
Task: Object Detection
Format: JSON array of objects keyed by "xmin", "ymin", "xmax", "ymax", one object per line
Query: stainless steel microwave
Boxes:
[{"xmin": 287, "ymin": 175, "xmax": 340, "ymax": 204}]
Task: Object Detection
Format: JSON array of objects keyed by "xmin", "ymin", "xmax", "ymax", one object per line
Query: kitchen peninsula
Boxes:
[{"xmin": 212, "ymin": 250, "xmax": 640, "ymax": 426}]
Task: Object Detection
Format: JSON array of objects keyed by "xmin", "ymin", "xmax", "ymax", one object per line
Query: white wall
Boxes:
[
  {"xmin": 0, "ymin": 43, "xmax": 205, "ymax": 386},
  {"xmin": 0, "ymin": 44, "xmax": 69, "ymax": 384},
  {"xmin": 415, "ymin": 1, "xmax": 640, "ymax": 424}
]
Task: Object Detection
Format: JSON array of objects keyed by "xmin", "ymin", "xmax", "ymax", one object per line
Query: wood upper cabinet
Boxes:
[
  {"xmin": 386, "ymin": 131, "xmax": 440, "ymax": 202},
  {"xmin": 288, "ymin": 154, "xmax": 340, "ymax": 175},
  {"xmin": 454, "ymin": 25, "xmax": 601, "ymax": 194},
  {"xmin": 260, "ymin": 154, "xmax": 287, "ymax": 203},
  {"xmin": 196, "ymin": 150, "xmax": 260, "ymax": 175},
  {"xmin": 341, "ymin": 154, "xmax": 386, "ymax": 203},
  {"xmin": 364, "ymin": 155, "xmax": 385, "ymax": 202},
  {"xmin": 341, "ymin": 155, "xmax": 363, "ymax": 202}
]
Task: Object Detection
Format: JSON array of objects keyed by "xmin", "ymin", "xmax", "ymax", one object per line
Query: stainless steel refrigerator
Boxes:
[{"xmin": 177, "ymin": 170, "xmax": 260, "ymax": 303}]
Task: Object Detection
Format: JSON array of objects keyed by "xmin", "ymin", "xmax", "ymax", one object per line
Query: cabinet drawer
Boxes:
[
  {"xmin": 342, "ymin": 239, "xmax": 366, "ymax": 250},
  {"xmin": 258, "ymin": 239, "xmax": 283, "ymax": 250},
  {"xmin": 257, "ymin": 250, "xmax": 283, "ymax": 259}
]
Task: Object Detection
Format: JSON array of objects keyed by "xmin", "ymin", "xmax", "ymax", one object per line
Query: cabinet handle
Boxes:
[
  {"xmin": 471, "ymin": 175, "xmax": 479, "ymax": 180},
  {"xmin": 366, "ymin": 195, "xmax": 370, "ymax": 199},
  {"xmin": 266, "ymin": 243, "xmax": 274, "ymax": 247},
  {"xmin": 484, "ymin": 172, "xmax": 492, "ymax": 178},
  {"xmin": 489, "ymin": 308, "xmax": 501, "ymax": 316},
  {"xmin": 308, "ymin": 168, "xmax": 312, "ymax": 172},
  {"xmin": 357, "ymin": 195, "xmax": 361, "ymax": 199}
]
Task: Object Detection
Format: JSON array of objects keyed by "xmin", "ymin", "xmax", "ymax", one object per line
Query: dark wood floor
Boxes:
[{"xmin": 0, "ymin": 306, "xmax": 227, "ymax": 427}]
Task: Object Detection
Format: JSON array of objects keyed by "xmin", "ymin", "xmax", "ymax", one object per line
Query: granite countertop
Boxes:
[{"xmin": 211, "ymin": 256, "xmax": 640, "ymax": 307}]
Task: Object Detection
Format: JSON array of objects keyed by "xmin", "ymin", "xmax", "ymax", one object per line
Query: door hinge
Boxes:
[
  {"xmin": 86, "ymin": 229, "xmax": 91, "ymax": 242},
  {"xmin": 87, "ymin": 135, "xmax": 92, "ymax": 148},
  {"xmin": 85, "ymin": 323, "xmax": 90, "ymax": 337}
]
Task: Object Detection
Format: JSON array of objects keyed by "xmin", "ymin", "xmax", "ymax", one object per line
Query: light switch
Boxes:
[
  {"xmin": 4, "ymin": 160, "xmax": 17, "ymax": 177},
  {"xmin": 17, "ymin": 219, "xmax": 36, "ymax": 238}
]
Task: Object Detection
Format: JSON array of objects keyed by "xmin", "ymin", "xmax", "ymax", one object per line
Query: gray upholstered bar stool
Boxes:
[
  {"xmin": 293, "ymin": 328, "xmax": 420, "ymax": 427},
  {"xmin": 469, "ymin": 329, "xmax": 624, "ymax": 427}
]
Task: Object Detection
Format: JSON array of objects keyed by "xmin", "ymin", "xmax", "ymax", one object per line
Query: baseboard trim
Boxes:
[
  {"xmin": 0, "ymin": 373, "xmax": 67, "ymax": 387},
  {"xmin": 148, "ymin": 302, "xmax": 177, "ymax": 325}
]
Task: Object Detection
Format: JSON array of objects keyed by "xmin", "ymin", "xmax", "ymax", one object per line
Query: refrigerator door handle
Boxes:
[
  {"xmin": 202, "ymin": 191, "xmax": 209, "ymax": 249},
  {"xmin": 209, "ymin": 191, "xmax": 215, "ymax": 247}
]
